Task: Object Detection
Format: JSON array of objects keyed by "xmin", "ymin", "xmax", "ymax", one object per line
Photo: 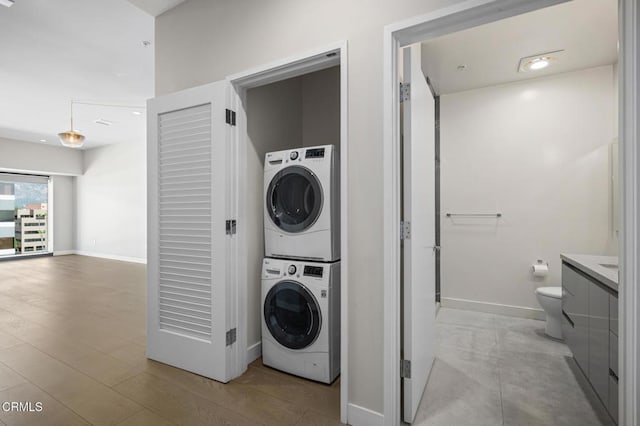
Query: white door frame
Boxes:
[
  {"xmin": 382, "ymin": 0, "xmax": 638, "ymax": 425},
  {"xmin": 226, "ymin": 41, "xmax": 349, "ymax": 424}
]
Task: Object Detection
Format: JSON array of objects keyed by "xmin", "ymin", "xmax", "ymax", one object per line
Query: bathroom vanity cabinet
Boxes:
[{"xmin": 561, "ymin": 254, "xmax": 618, "ymax": 424}]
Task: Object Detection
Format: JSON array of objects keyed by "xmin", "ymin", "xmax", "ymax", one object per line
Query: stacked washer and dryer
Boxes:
[{"xmin": 261, "ymin": 144, "xmax": 340, "ymax": 384}]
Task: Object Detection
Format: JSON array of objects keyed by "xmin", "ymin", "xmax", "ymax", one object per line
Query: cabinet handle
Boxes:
[
  {"xmin": 609, "ymin": 368, "xmax": 619, "ymax": 382},
  {"xmin": 562, "ymin": 310, "xmax": 575, "ymax": 328}
]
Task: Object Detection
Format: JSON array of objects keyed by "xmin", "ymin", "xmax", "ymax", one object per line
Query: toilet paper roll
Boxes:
[{"xmin": 532, "ymin": 263, "xmax": 549, "ymax": 277}]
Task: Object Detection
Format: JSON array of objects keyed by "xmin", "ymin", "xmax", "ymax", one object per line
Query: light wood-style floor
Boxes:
[{"xmin": 0, "ymin": 255, "xmax": 341, "ymax": 425}]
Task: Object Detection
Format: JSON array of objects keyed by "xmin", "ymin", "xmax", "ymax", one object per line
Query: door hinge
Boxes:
[
  {"xmin": 400, "ymin": 83, "xmax": 411, "ymax": 103},
  {"xmin": 225, "ymin": 219, "xmax": 237, "ymax": 235},
  {"xmin": 225, "ymin": 109, "xmax": 236, "ymax": 126},
  {"xmin": 400, "ymin": 359, "xmax": 411, "ymax": 379},
  {"xmin": 400, "ymin": 221, "xmax": 411, "ymax": 240},
  {"xmin": 226, "ymin": 328, "xmax": 237, "ymax": 346}
]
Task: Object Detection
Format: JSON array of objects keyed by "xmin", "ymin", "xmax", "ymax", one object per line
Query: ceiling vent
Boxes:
[
  {"xmin": 94, "ymin": 118, "xmax": 113, "ymax": 126},
  {"xmin": 0, "ymin": 0, "xmax": 15, "ymax": 7}
]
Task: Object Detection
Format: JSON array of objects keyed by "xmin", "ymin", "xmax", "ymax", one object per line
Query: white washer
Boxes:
[
  {"xmin": 264, "ymin": 144, "xmax": 340, "ymax": 262},
  {"xmin": 261, "ymin": 258, "xmax": 340, "ymax": 384}
]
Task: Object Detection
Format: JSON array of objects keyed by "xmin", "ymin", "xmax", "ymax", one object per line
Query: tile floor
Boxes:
[
  {"xmin": 415, "ymin": 307, "xmax": 616, "ymax": 426},
  {"xmin": 0, "ymin": 255, "xmax": 340, "ymax": 425}
]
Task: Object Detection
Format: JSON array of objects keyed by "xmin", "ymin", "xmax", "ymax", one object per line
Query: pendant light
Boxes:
[{"xmin": 58, "ymin": 101, "xmax": 85, "ymax": 148}]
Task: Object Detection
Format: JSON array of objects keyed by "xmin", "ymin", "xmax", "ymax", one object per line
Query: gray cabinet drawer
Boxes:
[
  {"xmin": 609, "ymin": 374, "xmax": 618, "ymax": 424},
  {"xmin": 610, "ymin": 295, "xmax": 618, "ymax": 336},
  {"xmin": 610, "ymin": 331, "xmax": 618, "ymax": 377},
  {"xmin": 562, "ymin": 264, "xmax": 589, "ymax": 370},
  {"xmin": 562, "ymin": 263, "xmax": 580, "ymax": 295},
  {"xmin": 588, "ymin": 282, "xmax": 610, "ymax": 404}
]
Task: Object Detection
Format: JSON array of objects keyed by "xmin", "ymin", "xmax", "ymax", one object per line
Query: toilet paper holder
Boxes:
[{"xmin": 532, "ymin": 259, "xmax": 549, "ymax": 277}]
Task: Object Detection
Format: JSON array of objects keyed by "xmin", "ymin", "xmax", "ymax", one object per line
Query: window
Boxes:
[{"xmin": 0, "ymin": 173, "xmax": 50, "ymax": 258}]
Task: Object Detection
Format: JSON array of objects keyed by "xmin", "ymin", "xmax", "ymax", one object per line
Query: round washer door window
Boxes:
[
  {"xmin": 266, "ymin": 165, "xmax": 323, "ymax": 233},
  {"xmin": 264, "ymin": 280, "xmax": 321, "ymax": 350}
]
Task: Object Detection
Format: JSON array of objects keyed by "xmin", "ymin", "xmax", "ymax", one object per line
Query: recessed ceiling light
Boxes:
[
  {"xmin": 132, "ymin": 111, "xmax": 142, "ymax": 116},
  {"xmin": 528, "ymin": 57, "xmax": 550, "ymax": 70},
  {"xmin": 518, "ymin": 50, "xmax": 563, "ymax": 73}
]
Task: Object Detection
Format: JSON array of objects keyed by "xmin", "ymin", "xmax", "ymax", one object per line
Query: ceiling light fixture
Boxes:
[
  {"xmin": 132, "ymin": 111, "xmax": 142, "ymax": 116},
  {"xmin": 57, "ymin": 101, "xmax": 146, "ymax": 148},
  {"xmin": 39, "ymin": 139, "xmax": 46, "ymax": 143},
  {"xmin": 518, "ymin": 50, "xmax": 563, "ymax": 73},
  {"xmin": 0, "ymin": 0, "xmax": 15, "ymax": 8},
  {"xmin": 58, "ymin": 101, "xmax": 85, "ymax": 148}
]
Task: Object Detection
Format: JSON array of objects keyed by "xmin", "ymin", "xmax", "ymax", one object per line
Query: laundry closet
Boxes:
[
  {"xmin": 145, "ymin": 59, "xmax": 343, "ymax": 387},
  {"xmin": 244, "ymin": 65, "xmax": 342, "ymax": 383}
]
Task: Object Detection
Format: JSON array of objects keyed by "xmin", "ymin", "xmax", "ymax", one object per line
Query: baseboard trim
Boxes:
[
  {"xmin": 441, "ymin": 297, "xmax": 545, "ymax": 321},
  {"xmin": 347, "ymin": 403, "xmax": 384, "ymax": 426},
  {"xmin": 247, "ymin": 342, "xmax": 261, "ymax": 364},
  {"xmin": 53, "ymin": 250, "xmax": 75, "ymax": 256},
  {"xmin": 75, "ymin": 251, "xmax": 147, "ymax": 264}
]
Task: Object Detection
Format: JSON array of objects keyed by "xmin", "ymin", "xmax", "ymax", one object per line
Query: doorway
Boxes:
[
  {"xmin": 146, "ymin": 43, "xmax": 349, "ymax": 422},
  {"xmin": 384, "ymin": 0, "xmax": 637, "ymax": 425},
  {"xmin": 228, "ymin": 42, "xmax": 350, "ymax": 423}
]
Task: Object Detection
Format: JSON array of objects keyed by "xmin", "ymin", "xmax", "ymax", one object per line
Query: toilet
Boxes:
[{"xmin": 535, "ymin": 286, "xmax": 563, "ymax": 339}]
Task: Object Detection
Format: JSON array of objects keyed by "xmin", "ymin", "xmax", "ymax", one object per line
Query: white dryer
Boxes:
[
  {"xmin": 264, "ymin": 144, "xmax": 340, "ymax": 262},
  {"xmin": 261, "ymin": 258, "xmax": 340, "ymax": 384}
]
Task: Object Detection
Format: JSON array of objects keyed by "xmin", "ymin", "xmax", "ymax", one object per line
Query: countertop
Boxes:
[{"xmin": 561, "ymin": 253, "xmax": 619, "ymax": 292}]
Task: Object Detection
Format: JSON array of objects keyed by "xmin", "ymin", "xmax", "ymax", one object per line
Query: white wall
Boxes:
[
  {"xmin": 156, "ymin": 0, "xmax": 463, "ymax": 414},
  {"xmin": 440, "ymin": 66, "xmax": 616, "ymax": 313},
  {"xmin": 244, "ymin": 67, "xmax": 341, "ymax": 354},
  {"xmin": 75, "ymin": 139, "xmax": 147, "ymax": 262}
]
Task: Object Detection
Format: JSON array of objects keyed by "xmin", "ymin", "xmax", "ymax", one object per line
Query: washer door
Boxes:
[
  {"xmin": 266, "ymin": 165, "xmax": 323, "ymax": 233},
  {"xmin": 264, "ymin": 280, "xmax": 321, "ymax": 350}
]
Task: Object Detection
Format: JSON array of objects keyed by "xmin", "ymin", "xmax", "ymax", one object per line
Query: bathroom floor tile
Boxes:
[
  {"xmin": 436, "ymin": 323, "xmax": 498, "ymax": 356},
  {"xmin": 416, "ymin": 308, "xmax": 613, "ymax": 426},
  {"xmin": 436, "ymin": 308, "xmax": 496, "ymax": 329},
  {"xmin": 414, "ymin": 356, "xmax": 503, "ymax": 426}
]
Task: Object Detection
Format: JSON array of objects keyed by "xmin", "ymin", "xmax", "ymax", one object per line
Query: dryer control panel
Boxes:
[
  {"xmin": 305, "ymin": 148, "xmax": 325, "ymax": 158},
  {"xmin": 303, "ymin": 265, "xmax": 323, "ymax": 278}
]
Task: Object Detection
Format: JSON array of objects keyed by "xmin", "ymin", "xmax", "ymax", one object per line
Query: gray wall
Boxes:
[
  {"xmin": 0, "ymin": 138, "xmax": 82, "ymax": 176},
  {"xmin": 245, "ymin": 67, "xmax": 340, "ymax": 353},
  {"xmin": 52, "ymin": 175, "xmax": 75, "ymax": 253},
  {"xmin": 246, "ymin": 78, "xmax": 304, "ymax": 349},
  {"xmin": 302, "ymin": 66, "xmax": 341, "ymax": 148},
  {"xmin": 155, "ymin": 0, "xmax": 462, "ymax": 413}
]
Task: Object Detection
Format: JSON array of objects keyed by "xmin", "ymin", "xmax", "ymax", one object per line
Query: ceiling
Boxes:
[
  {"xmin": 0, "ymin": 0, "xmax": 156, "ymax": 149},
  {"xmin": 127, "ymin": 0, "xmax": 187, "ymax": 17},
  {"xmin": 421, "ymin": 0, "xmax": 618, "ymax": 95}
]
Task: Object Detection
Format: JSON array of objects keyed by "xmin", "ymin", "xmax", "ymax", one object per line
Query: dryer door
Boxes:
[
  {"xmin": 266, "ymin": 165, "xmax": 323, "ymax": 233},
  {"xmin": 264, "ymin": 280, "xmax": 321, "ymax": 350}
]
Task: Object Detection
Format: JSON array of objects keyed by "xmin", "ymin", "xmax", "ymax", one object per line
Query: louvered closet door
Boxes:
[{"xmin": 147, "ymin": 80, "xmax": 234, "ymax": 383}]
